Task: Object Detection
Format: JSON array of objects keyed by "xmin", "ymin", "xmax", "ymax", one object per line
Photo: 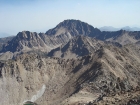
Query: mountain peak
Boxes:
[
  {"xmin": 46, "ymin": 19, "xmax": 101, "ymax": 37},
  {"xmin": 58, "ymin": 19, "xmax": 82, "ymax": 26}
]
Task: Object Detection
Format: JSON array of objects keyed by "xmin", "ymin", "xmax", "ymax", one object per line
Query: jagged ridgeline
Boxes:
[{"xmin": 0, "ymin": 19, "xmax": 140, "ymax": 105}]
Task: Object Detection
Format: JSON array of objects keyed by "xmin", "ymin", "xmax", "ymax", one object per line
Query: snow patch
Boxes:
[
  {"xmin": 23, "ymin": 84, "xmax": 46, "ymax": 104},
  {"xmin": 31, "ymin": 84, "xmax": 46, "ymax": 102}
]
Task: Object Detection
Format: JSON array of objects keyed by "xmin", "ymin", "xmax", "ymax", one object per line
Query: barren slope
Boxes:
[{"xmin": 0, "ymin": 43, "xmax": 140, "ymax": 105}]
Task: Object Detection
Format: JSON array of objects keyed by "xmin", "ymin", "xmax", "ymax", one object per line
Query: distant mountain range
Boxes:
[
  {"xmin": 100, "ymin": 26, "xmax": 140, "ymax": 31},
  {"xmin": 0, "ymin": 19, "xmax": 140, "ymax": 60}
]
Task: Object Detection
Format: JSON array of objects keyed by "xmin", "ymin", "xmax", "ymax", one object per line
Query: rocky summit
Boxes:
[{"xmin": 0, "ymin": 19, "xmax": 140, "ymax": 105}]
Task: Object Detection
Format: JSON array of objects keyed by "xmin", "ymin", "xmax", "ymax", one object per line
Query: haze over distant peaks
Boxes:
[
  {"xmin": 100, "ymin": 26, "xmax": 140, "ymax": 31},
  {"xmin": 121, "ymin": 26, "xmax": 140, "ymax": 31}
]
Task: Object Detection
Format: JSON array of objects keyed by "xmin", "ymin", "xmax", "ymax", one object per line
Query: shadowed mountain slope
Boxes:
[
  {"xmin": 48, "ymin": 36, "xmax": 103, "ymax": 58},
  {"xmin": 0, "ymin": 36, "xmax": 14, "ymax": 51}
]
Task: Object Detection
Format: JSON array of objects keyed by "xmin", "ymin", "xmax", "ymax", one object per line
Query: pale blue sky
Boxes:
[{"xmin": 0, "ymin": 0, "xmax": 140, "ymax": 37}]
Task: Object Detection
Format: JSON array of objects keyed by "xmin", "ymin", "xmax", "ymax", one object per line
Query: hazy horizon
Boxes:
[{"xmin": 0, "ymin": 0, "xmax": 140, "ymax": 37}]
